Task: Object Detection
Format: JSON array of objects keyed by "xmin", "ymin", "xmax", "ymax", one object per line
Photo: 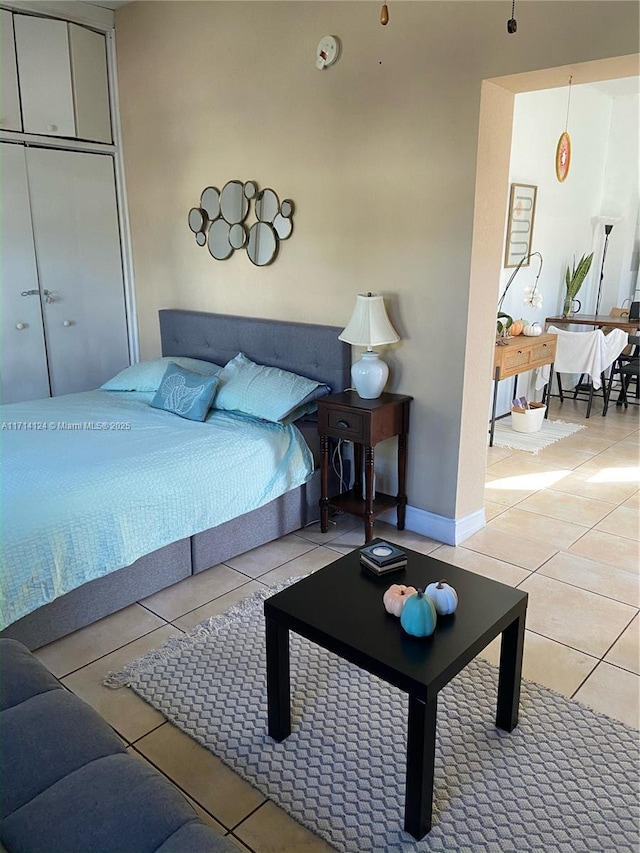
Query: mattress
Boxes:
[{"xmin": 0, "ymin": 390, "xmax": 314, "ymax": 630}]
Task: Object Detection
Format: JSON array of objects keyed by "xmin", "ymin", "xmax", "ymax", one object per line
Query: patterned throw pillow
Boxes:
[
  {"xmin": 213, "ymin": 352, "xmax": 330, "ymax": 423},
  {"xmin": 151, "ymin": 363, "xmax": 220, "ymax": 421}
]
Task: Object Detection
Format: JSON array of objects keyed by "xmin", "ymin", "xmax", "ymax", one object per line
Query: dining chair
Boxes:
[
  {"xmin": 540, "ymin": 327, "xmax": 629, "ymax": 418},
  {"xmin": 604, "ymin": 334, "xmax": 640, "ymax": 412}
]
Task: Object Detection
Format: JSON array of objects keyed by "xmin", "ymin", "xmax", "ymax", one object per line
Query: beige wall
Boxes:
[{"xmin": 114, "ymin": 1, "xmax": 639, "ymax": 531}]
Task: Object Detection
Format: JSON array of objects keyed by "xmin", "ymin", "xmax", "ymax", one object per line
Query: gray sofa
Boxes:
[{"xmin": 0, "ymin": 639, "xmax": 236, "ymax": 853}]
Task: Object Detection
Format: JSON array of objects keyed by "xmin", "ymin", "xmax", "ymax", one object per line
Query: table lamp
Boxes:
[{"xmin": 338, "ymin": 293, "xmax": 399, "ymax": 399}]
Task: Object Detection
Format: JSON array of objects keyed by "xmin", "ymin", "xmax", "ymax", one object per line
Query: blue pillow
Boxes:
[
  {"xmin": 101, "ymin": 357, "xmax": 221, "ymax": 393},
  {"xmin": 213, "ymin": 353, "xmax": 330, "ymax": 423},
  {"xmin": 151, "ymin": 363, "xmax": 220, "ymax": 421}
]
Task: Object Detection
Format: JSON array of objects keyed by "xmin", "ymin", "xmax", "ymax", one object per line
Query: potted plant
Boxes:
[{"xmin": 562, "ymin": 253, "xmax": 594, "ymax": 317}]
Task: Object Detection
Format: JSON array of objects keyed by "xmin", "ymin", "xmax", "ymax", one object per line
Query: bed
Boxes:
[{"xmin": 1, "ymin": 309, "xmax": 350, "ymax": 649}]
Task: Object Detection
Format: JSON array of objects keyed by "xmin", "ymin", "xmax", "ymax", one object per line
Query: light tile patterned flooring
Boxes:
[{"xmin": 35, "ymin": 398, "xmax": 639, "ymax": 852}]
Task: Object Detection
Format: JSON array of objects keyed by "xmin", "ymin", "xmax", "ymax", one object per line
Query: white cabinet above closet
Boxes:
[
  {"xmin": 11, "ymin": 13, "xmax": 112, "ymax": 143},
  {"xmin": 0, "ymin": 10, "xmax": 22, "ymax": 131}
]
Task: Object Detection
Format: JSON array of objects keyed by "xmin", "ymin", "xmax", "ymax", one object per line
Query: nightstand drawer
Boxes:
[{"xmin": 322, "ymin": 407, "xmax": 366, "ymax": 440}]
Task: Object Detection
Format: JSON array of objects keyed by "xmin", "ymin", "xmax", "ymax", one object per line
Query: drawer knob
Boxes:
[{"xmin": 336, "ymin": 419, "xmax": 351, "ymax": 429}]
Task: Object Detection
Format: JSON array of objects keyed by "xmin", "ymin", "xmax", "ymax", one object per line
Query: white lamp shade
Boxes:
[{"xmin": 338, "ymin": 293, "xmax": 400, "ymax": 347}]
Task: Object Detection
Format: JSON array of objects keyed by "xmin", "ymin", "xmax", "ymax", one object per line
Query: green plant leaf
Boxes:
[{"xmin": 564, "ymin": 252, "xmax": 594, "ymax": 300}]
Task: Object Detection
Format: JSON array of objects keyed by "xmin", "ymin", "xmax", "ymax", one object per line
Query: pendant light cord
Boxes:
[{"xmin": 564, "ymin": 76, "xmax": 573, "ymax": 132}]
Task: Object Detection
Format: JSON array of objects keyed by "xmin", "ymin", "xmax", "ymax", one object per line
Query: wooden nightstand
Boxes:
[{"xmin": 317, "ymin": 391, "xmax": 413, "ymax": 543}]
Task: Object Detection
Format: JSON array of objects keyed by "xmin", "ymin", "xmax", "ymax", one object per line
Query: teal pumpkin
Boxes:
[{"xmin": 400, "ymin": 589, "xmax": 437, "ymax": 637}]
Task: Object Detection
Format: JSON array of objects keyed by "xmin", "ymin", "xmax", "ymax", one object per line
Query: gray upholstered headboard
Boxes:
[{"xmin": 159, "ymin": 309, "xmax": 351, "ymax": 395}]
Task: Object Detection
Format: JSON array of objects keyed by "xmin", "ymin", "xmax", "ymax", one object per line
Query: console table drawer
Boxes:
[
  {"xmin": 529, "ymin": 340, "xmax": 556, "ymax": 366},
  {"xmin": 503, "ymin": 349, "xmax": 530, "ymax": 372}
]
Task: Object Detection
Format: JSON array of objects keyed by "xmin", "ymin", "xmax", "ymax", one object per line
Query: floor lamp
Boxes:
[
  {"xmin": 593, "ymin": 216, "xmax": 622, "ymax": 316},
  {"xmin": 594, "ymin": 224, "xmax": 613, "ymax": 317}
]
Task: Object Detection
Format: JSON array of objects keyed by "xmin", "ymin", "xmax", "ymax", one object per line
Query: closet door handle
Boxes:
[
  {"xmin": 16, "ymin": 323, "xmax": 26, "ymax": 330},
  {"xmin": 63, "ymin": 320, "xmax": 72, "ymax": 327},
  {"xmin": 21, "ymin": 289, "xmax": 54, "ymax": 303}
]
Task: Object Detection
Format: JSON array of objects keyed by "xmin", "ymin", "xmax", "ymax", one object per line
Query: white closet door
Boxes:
[
  {"xmin": 69, "ymin": 23, "xmax": 112, "ymax": 143},
  {"xmin": 0, "ymin": 144, "xmax": 50, "ymax": 404},
  {"xmin": 27, "ymin": 148, "xmax": 130, "ymax": 396},
  {"xmin": 0, "ymin": 11, "xmax": 22, "ymax": 131},
  {"xmin": 14, "ymin": 15, "xmax": 76, "ymax": 137}
]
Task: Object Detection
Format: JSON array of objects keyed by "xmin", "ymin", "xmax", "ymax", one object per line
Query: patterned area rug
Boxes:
[
  {"xmin": 491, "ymin": 419, "xmax": 585, "ymax": 453},
  {"xmin": 106, "ymin": 584, "xmax": 639, "ymax": 853}
]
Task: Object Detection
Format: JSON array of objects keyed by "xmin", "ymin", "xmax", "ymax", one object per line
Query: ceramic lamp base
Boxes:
[{"xmin": 351, "ymin": 350, "xmax": 389, "ymax": 399}]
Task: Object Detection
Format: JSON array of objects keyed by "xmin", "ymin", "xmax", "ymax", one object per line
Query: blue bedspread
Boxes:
[{"xmin": 0, "ymin": 391, "xmax": 314, "ymax": 630}]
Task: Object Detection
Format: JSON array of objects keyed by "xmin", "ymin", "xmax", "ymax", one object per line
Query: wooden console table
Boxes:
[
  {"xmin": 317, "ymin": 391, "xmax": 412, "ymax": 543},
  {"xmin": 490, "ymin": 333, "xmax": 557, "ymax": 446}
]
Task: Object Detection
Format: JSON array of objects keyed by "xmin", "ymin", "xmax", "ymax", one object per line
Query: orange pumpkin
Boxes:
[
  {"xmin": 383, "ymin": 584, "xmax": 418, "ymax": 617},
  {"xmin": 510, "ymin": 321, "xmax": 524, "ymax": 336}
]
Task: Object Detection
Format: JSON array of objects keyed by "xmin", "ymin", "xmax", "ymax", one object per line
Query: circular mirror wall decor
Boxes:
[
  {"xmin": 273, "ymin": 213, "xmax": 292, "ymax": 240},
  {"xmin": 255, "ymin": 189, "xmax": 279, "ymax": 223},
  {"xmin": 188, "ymin": 180, "xmax": 294, "ymax": 264},
  {"xmin": 220, "ymin": 180, "xmax": 249, "ymax": 224},
  {"xmin": 229, "ymin": 223, "xmax": 247, "ymax": 249},
  {"xmin": 200, "ymin": 187, "xmax": 220, "ymax": 220},
  {"xmin": 208, "ymin": 218, "xmax": 233, "ymax": 260},
  {"xmin": 247, "ymin": 222, "xmax": 277, "ymax": 266},
  {"xmin": 188, "ymin": 207, "xmax": 207, "ymax": 233}
]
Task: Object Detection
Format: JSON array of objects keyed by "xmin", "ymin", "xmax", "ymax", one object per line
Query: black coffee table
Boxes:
[{"xmin": 264, "ymin": 541, "xmax": 528, "ymax": 840}]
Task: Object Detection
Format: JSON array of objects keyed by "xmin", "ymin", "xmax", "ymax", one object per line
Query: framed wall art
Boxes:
[{"xmin": 504, "ymin": 183, "xmax": 538, "ymax": 268}]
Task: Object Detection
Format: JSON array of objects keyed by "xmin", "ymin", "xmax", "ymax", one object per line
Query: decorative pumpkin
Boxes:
[
  {"xmin": 383, "ymin": 584, "xmax": 418, "ymax": 617},
  {"xmin": 425, "ymin": 580, "xmax": 458, "ymax": 615},
  {"xmin": 523, "ymin": 322, "xmax": 543, "ymax": 337},
  {"xmin": 400, "ymin": 589, "xmax": 437, "ymax": 637},
  {"xmin": 510, "ymin": 320, "xmax": 524, "ymax": 337}
]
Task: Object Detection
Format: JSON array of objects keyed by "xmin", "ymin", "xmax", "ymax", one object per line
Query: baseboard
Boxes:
[{"xmin": 379, "ymin": 504, "xmax": 486, "ymax": 546}]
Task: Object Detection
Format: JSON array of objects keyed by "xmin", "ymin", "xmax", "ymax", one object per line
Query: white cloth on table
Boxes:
[{"xmin": 535, "ymin": 326, "xmax": 629, "ymax": 391}]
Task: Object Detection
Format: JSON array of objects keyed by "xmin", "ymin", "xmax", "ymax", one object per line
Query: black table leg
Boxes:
[
  {"xmin": 495, "ymin": 604, "xmax": 526, "ymax": 732},
  {"xmin": 489, "ymin": 367, "xmax": 500, "ymax": 447},
  {"xmin": 404, "ymin": 693, "xmax": 438, "ymax": 840},
  {"xmin": 265, "ymin": 616, "xmax": 291, "ymax": 742}
]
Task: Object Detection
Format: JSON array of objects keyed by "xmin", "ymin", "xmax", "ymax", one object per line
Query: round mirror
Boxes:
[
  {"xmin": 195, "ymin": 231, "xmax": 207, "ymax": 246},
  {"xmin": 208, "ymin": 218, "xmax": 233, "ymax": 260},
  {"xmin": 188, "ymin": 207, "xmax": 206, "ymax": 233},
  {"xmin": 243, "ymin": 181, "xmax": 257, "ymax": 200},
  {"xmin": 255, "ymin": 189, "xmax": 279, "ymax": 223},
  {"xmin": 200, "ymin": 187, "xmax": 220, "ymax": 220},
  {"xmin": 220, "ymin": 180, "xmax": 249, "ymax": 224},
  {"xmin": 229, "ymin": 224, "xmax": 247, "ymax": 249},
  {"xmin": 280, "ymin": 199, "xmax": 294, "ymax": 218},
  {"xmin": 273, "ymin": 214, "xmax": 292, "ymax": 240},
  {"xmin": 247, "ymin": 222, "xmax": 277, "ymax": 266}
]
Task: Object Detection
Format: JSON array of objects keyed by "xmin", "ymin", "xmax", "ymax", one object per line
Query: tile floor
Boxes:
[{"xmin": 34, "ymin": 396, "xmax": 639, "ymax": 852}]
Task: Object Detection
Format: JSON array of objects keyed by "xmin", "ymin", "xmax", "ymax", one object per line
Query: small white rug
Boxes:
[{"xmin": 491, "ymin": 419, "xmax": 585, "ymax": 453}]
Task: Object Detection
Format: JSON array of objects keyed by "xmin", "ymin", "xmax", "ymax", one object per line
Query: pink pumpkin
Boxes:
[{"xmin": 383, "ymin": 584, "xmax": 418, "ymax": 618}]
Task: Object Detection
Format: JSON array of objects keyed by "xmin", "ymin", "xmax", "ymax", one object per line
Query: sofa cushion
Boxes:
[
  {"xmin": 1, "ymin": 689, "xmax": 124, "ymax": 819},
  {"xmin": 1, "ymin": 754, "xmax": 212, "ymax": 853},
  {"xmin": 0, "ymin": 639, "xmax": 61, "ymax": 711},
  {"xmin": 0, "ymin": 639, "xmax": 237, "ymax": 853}
]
